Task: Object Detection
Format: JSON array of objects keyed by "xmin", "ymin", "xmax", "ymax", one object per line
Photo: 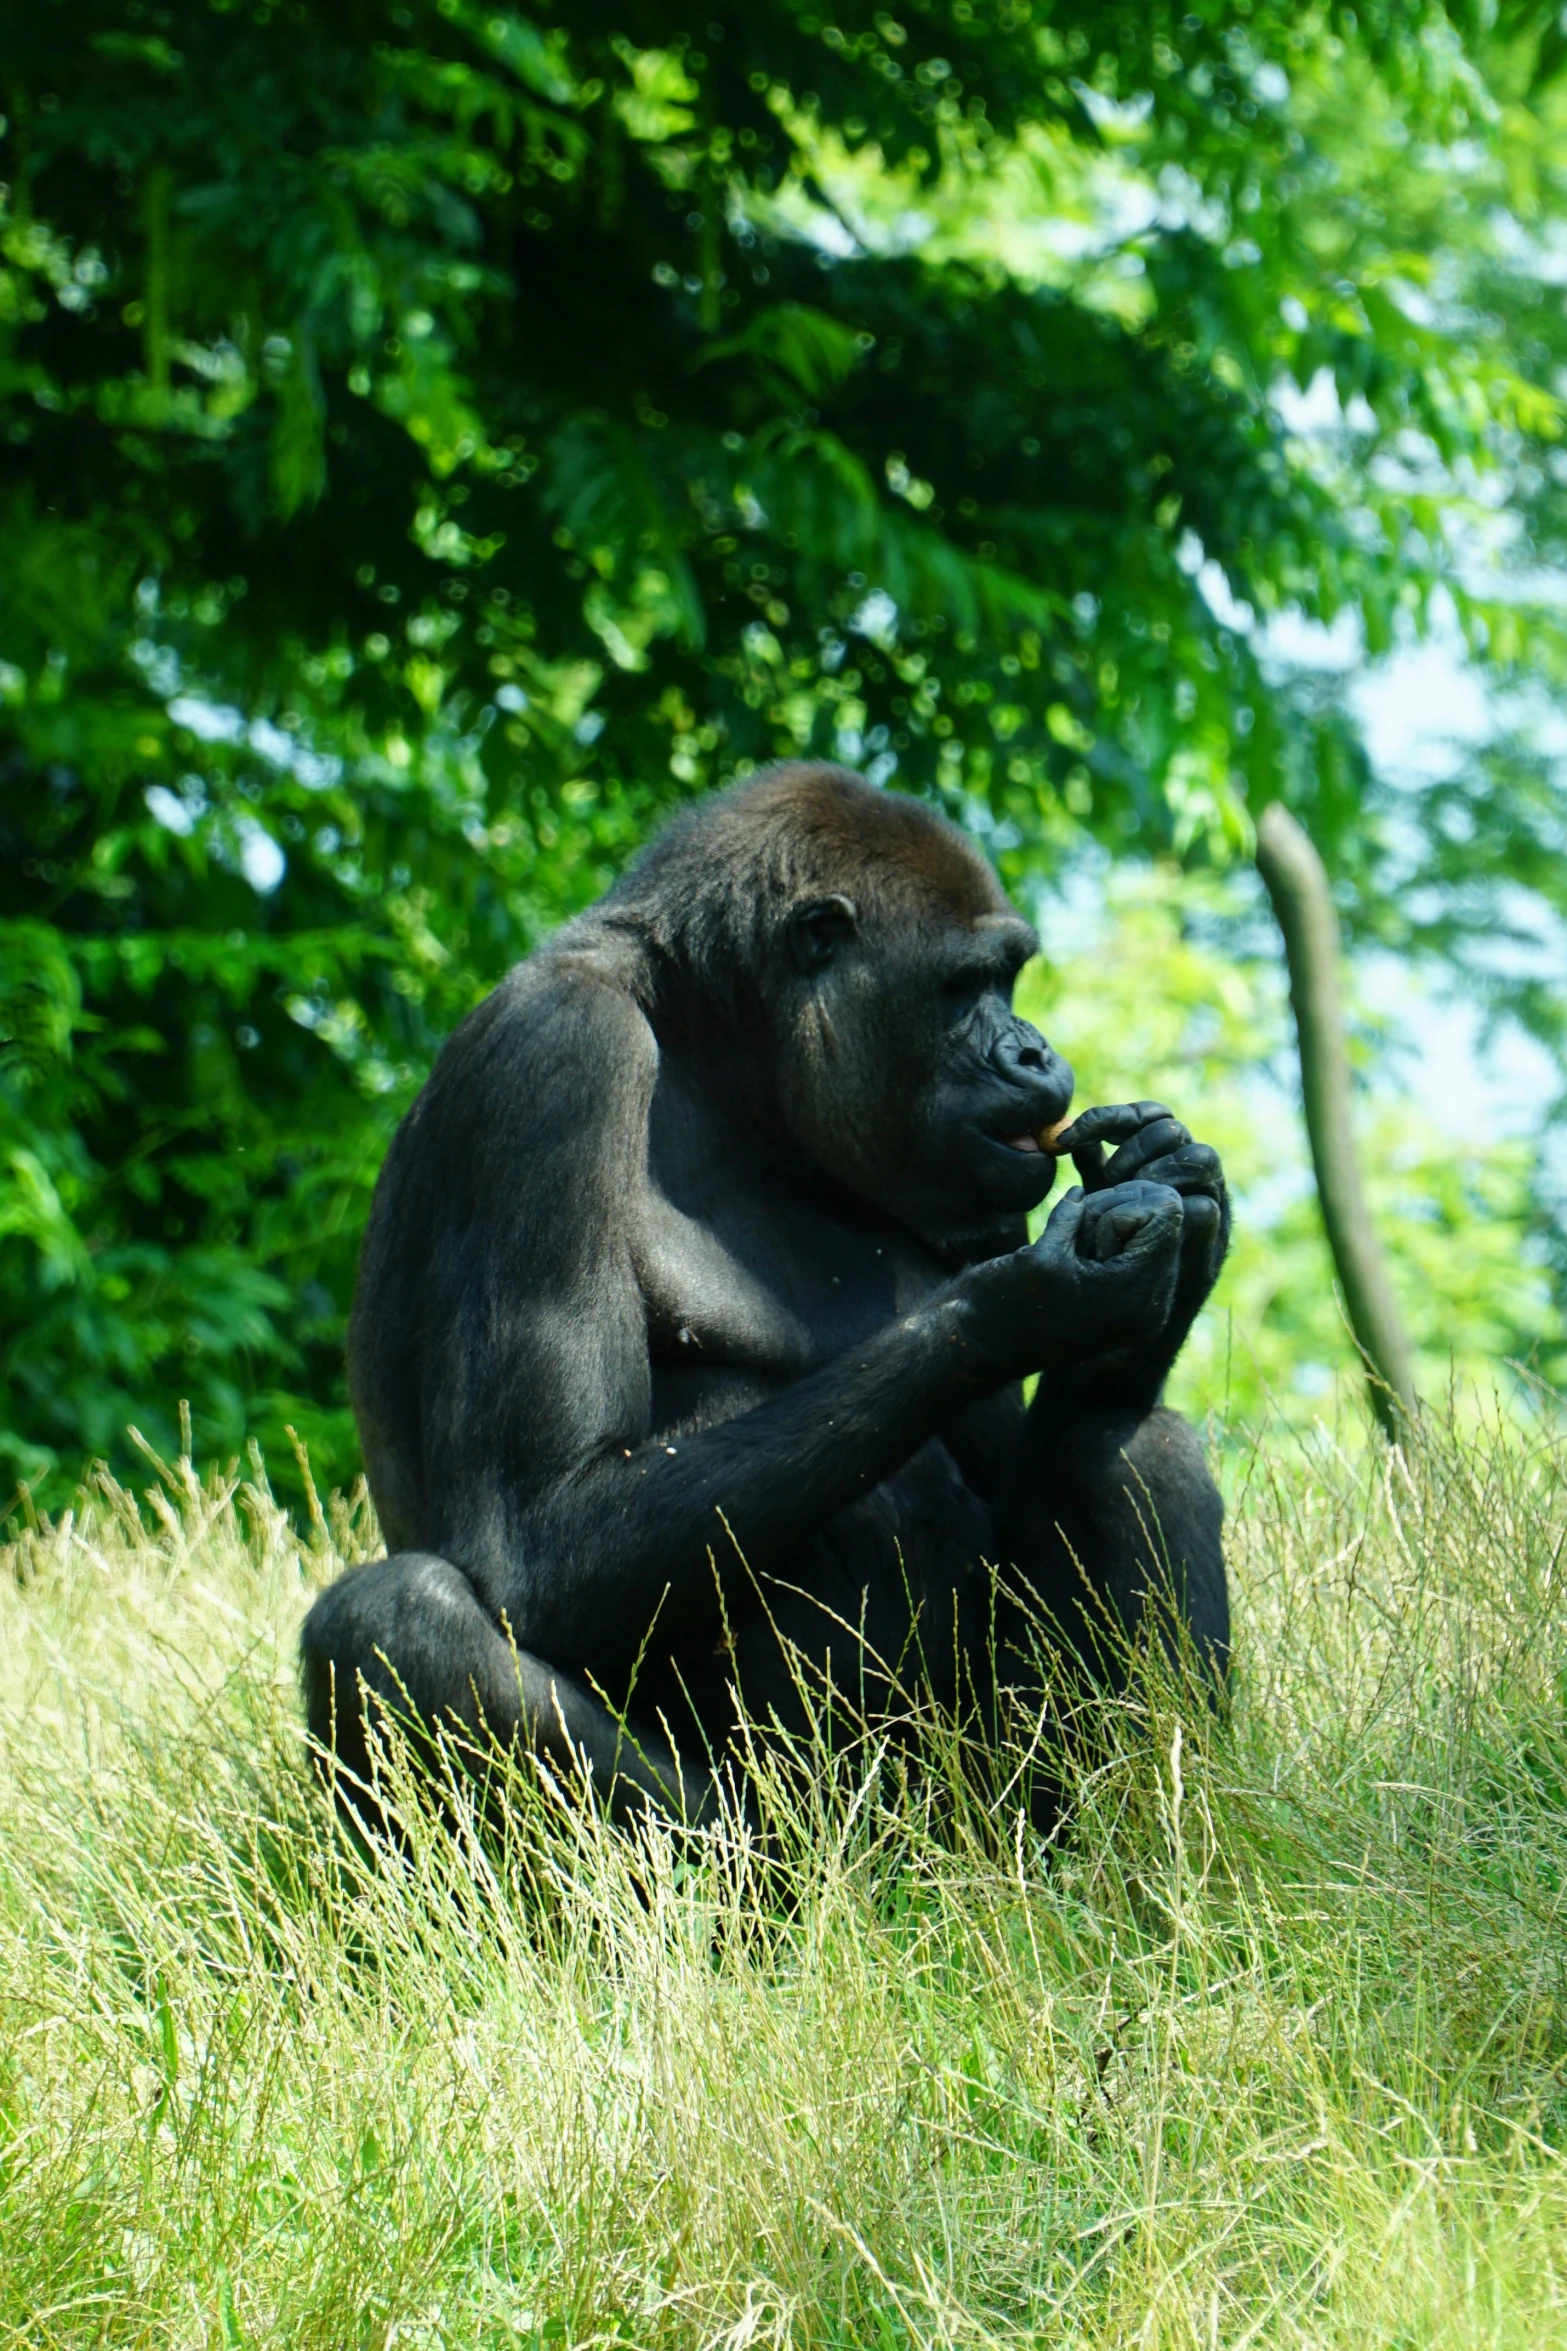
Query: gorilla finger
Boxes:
[
  {"xmin": 1080, "ymin": 1180, "xmax": 1183, "ymax": 1262},
  {"xmin": 1173, "ymin": 1196, "xmax": 1223, "ymax": 1299},
  {"xmin": 1037, "ymin": 1182, "xmax": 1088, "ymax": 1246},
  {"xmin": 1131, "ymin": 1144, "xmax": 1222, "ymax": 1194},
  {"xmin": 1180, "ymin": 1194, "xmax": 1221, "ymax": 1243},
  {"xmin": 1069, "ymin": 1138, "xmax": 1109, "ymax": 1190},
  {"xmin": 1101, "ymin": 1118, "xmax": 1191, "ymax": 1182},
  {"xmin": 1056, "ymin": 1100, "xmax": 1174, "ymax": 1153},
  {"xmin": 1093, "ymin": 1205, "xmax": 1157, "ymax": 1262}
]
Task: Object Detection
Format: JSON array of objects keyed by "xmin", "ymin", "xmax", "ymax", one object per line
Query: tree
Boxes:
[{"xmin": 4, "ymin": 0, "xmax": 1566, "ymax": 1503}]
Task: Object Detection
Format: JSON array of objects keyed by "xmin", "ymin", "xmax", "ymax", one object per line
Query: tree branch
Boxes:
[{"xmin": 1254, "ymin": 802, "xmax": 1416, "ymax": 1438}]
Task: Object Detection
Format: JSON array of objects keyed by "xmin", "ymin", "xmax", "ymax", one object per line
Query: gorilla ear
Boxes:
[{"xmin": 787, "ymin": 894, "xmax": 859, "ymax": 974}]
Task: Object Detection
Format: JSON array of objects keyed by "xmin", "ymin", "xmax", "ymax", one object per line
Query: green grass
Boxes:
[{"xmin": 6, "ymin": 1400, "xmax": 1567, "ymax": 2349}]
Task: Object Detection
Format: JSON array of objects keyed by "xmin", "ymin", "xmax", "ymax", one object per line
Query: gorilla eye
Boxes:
[{"xmin": 787, "ymin": 894, "xmax": 858, "ymax": 974}]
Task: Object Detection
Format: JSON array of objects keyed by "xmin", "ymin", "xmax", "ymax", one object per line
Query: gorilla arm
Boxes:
[{"xmin": 406, "ymin": 967, "xmax": 1186, "ymax": 1692}]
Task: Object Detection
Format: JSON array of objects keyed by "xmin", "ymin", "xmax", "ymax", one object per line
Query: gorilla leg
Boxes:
[
  {"xmin": 995, "ymin": 1405, "xmax": 1228, "ymax": 1696},
  {"xmin": 300, "ymin": 1553, "xmax": 715, "ymax": 1828}
]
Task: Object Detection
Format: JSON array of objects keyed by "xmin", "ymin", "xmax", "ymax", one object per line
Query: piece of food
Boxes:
[{"xmin": 1001, "ymin": 1116, "xmax": 1074, "ymax": 1155}]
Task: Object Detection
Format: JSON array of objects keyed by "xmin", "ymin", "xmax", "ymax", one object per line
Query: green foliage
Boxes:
[
  {"xmin": 1020, "ymin": 869, "xmax": 1566, "ymax": 1432},
  {"xmin": 3, "ymin": 0, "xmax": 1566, "ymax": 1498}
]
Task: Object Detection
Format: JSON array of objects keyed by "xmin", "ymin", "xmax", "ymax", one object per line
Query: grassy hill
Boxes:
[{"xmin": 5, "ymin": 1400, "xmax": 1567, "ymax": 2348}]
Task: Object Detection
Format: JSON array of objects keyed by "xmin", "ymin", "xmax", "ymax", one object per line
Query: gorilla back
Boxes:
[{"xmin": 304, "ymin": 762, "xmax": 1229, "ymax": 1823}]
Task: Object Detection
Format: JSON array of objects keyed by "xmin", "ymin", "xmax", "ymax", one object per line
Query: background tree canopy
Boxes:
[{"xmin": 4, "ymin": 0, "xmax": 1567, "ymax": 1504}]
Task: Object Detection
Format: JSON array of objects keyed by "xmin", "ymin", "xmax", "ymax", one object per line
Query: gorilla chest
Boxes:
[
  {"xmin": 636, "ymin": 1154, "xmax": 937, "ymax": 1397},
  {"xmin": 629, "ymin": 1100, "xmax": 939, "ymax": 1391}
]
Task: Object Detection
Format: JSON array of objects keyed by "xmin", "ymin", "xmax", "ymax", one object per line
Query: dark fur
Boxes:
[{"xmin": 304, "ymin": 764, "xmax": 1230, "ymax": 1825}]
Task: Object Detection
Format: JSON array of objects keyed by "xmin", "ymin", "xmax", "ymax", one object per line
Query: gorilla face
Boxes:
[{"xmin": 774, "ymin": 887, "xmax": 1076, "ymax": 1249}]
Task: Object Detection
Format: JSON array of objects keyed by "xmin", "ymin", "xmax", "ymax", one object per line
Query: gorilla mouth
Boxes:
[{"xmin": 1001, "ymin": 1118, "xmax": 1070, "ymax": 1156}]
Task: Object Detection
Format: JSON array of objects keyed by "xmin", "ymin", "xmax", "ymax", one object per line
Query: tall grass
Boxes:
[{"xmin": 4, "ymin": 1400, "xmax": 1567, "ymax": 2348}]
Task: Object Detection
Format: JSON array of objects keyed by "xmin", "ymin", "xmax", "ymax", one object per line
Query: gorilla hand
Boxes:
[
  {"xmin": 958, "ymin": 1179, "xmax": 1185, "ymax": 1383},
  {"xmin": 1054, "ymin": 1100, "xmax": 1228, "ymax": 1321}
]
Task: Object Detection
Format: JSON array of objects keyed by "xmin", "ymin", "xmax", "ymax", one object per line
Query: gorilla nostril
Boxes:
[{"xmin": 1015, "ymin": 1043, "xmax": 1046, "ymax": 1071}]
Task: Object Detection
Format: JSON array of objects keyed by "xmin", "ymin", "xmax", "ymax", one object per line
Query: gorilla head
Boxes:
[{"xmin": 610, "ymin": 762, "xmax": 1075, "ymax": 1250}]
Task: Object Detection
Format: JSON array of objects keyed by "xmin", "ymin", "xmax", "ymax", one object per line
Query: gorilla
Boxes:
[{"xmin": 303, "ymin": 762, "xmax": 1229, "ymax": 1825}]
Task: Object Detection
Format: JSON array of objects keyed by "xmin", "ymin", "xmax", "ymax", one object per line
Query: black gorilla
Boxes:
[{"xmin": 304, "ymin": 763, "xmax": 1229, "ymax": 1822}]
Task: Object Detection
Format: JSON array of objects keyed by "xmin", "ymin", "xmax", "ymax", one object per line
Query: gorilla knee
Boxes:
[
  {"xmin": 1012, "ymin": 1406, "xmax": 1228, "ymax": 1692},
  {"xmin": 1082, "ymin": 1406, "xmax": 1228, "ymax": 1682}
]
